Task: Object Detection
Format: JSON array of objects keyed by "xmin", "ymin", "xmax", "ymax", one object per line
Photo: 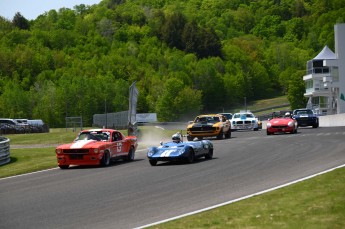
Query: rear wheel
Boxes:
[{"xmin": 101, "ymin": 151, "xmax": 110, "ymax": 167}]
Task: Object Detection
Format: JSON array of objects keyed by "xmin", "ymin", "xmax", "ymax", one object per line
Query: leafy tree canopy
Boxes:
[{"xmin": 0, "ymin": 0, "xmax": 343, "ymax": 126}]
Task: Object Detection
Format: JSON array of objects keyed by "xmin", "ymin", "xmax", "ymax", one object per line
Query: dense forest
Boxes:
[{"xmin": 0, "ymin": 0, "xmax": 344, "ymax": 127}]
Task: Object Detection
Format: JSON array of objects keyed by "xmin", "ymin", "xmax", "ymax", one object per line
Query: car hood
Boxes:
[
  {"xmin": 56, "ymin": 140, "xmax": 106, "ymax": 149},
  {"xmin": 188, "ymin": 122, "xmax": 218, "ymax": 128},
  {"xmin": 268, "ymin": 118, "xmax": 294, "ymax": 125}
]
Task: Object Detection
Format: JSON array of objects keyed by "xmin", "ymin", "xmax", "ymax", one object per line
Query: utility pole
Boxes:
[{"xmin": 244, "ymin": 97, "xmax": 247, "ymax": 112}]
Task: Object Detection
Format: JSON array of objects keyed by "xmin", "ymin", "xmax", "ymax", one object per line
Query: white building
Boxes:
[{"xmin": 303, "ymin": 23, "xmax": 345, "ymax": 115}]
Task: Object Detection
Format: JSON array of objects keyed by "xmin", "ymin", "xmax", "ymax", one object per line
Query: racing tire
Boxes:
[
  {"xmin": 149, "ymin": 160, "xmax": 157, "ymax": 166},
  {"xmin": 254, "ymin": 128, "xmax": 259, "ymax": 131},
  {"xmin": 101, "ymin": 151, "xmax": 110, "ymax": 167},
  {"xmin": 224, "ymin": 129, "xmax": 231, "ymax": 139},
  {"xmin": 312, "ymin": 122, "xmax": 319, "ymax": 128},
  {"xmin": 187, "ymin": 135, "xmax": 194, "ymax": 141},
  {"xmin": 205, "ymin": 148, "xmax": 213, "ymax": 160},
  {"xmin": 59, "ymin": 165, "xmax": 69, "ymax": 169},
  {"xmin": 186, "ymin": 149, "xmax": 195, "ymax": 163},
  {"xmin": 266, "ymin": 130, "xmax": 272, "ymax": 135},
  {"xmin": 125, "ymin": 147, "xmax": 135, "ymax": 161},
  {"xmin": 216, "ymin": 129, "xmax": 223, "ymax": 139}
]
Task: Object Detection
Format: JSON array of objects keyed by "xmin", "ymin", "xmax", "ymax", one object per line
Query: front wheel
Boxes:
[
  {"xmin": 59, "ymin": 165, "xmax": 69, "ymax": 169},
  {"xmin": 187, "ymin": 135, "xmax": 194, "ymax": 141},
  {"xmin": 125, "ymin": 147, "xmax": 135, "ymax": 161},
  {"xmin": 186, "ymin": 149, "xmax": 195, "ymax": 163},
  {"xmin": 101, "ymin": 152, "xmax": 110, "ymax": 167},
  {"xmin": 216, "ymin": 129, "xmax": 223, "ymax": 139},
  {"xmin": 224, "ymin": 129, "xmax": 231, "ymax": 138},
  {"xmin": 205, "ymin": 148, "xmax": 213, "ymax": 160},
  {"xmin": 149, "ymin": 160, "xmax": 157, "ymax": 166}
]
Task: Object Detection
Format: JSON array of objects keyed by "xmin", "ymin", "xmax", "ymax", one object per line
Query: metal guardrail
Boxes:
[{"xmin": 0, "ymin": 136, "xmax": 10, "ymax": 165}]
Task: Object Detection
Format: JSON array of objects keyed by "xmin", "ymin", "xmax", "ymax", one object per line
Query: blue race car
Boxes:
[
  {"xmin": 147, "ymin": 133, "xmax": 214, "ymax": 166},
  {"xmin": 292, "ymin": 109, "xmax": 319, "ymax": 128}
]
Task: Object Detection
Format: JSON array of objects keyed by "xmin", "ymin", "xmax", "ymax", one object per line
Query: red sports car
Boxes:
[
  {"xmin": 55, "ymin": 129, "xmax": 138, "ymax": 169},
  {"xmin": 266, "ymin": 112, "xmax": 297, "ymax": 135}
]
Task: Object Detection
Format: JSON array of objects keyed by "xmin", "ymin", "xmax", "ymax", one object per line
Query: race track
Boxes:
[{"xmin": 1, "ymin": 126, "xmax": 345, "ymax": 229}]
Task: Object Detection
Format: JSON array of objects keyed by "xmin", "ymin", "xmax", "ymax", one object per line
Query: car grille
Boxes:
[
  {"xmin": 63, "ymin": 149, "xmax": 90, "ymax": 154},
  {"xmin": 272, "ymin": 125, "xmax": 288, "ymax": 129},
  {"xmin": 234, "ymin": 121, "xmax": 252, "ymax": 124},
  {"xmin": 189, "ymin": 126, "xmax": 216, "ymax": 133}
]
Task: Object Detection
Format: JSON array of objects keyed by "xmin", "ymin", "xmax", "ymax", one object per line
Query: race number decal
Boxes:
[{"xmin": 117, "ymin": 142, "xmax": 122, "ymax": 152}]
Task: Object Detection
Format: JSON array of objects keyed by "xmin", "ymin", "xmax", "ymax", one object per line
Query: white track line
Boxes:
[
  {"xmin": 135, "ymin": 163, "xmax": 345, "ymax": 229},
  {"xmin": 0, "ymin": 149, "xmax": 148, "ymax": 181}
]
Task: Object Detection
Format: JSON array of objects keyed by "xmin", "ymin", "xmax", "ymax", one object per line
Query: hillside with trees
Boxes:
[{"xmin": 0, "ymin": 0, "xmax": 344, "ymax": 127}]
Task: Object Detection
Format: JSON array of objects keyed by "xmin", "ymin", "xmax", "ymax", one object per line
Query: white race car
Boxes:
[{"xmin": 231, "ymin": 111, "xmax": 259, "ymax": 131}]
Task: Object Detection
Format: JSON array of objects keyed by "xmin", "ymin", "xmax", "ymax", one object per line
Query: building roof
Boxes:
[{"xmin": 313, "ymin": 45, "xmax": 336, "ymax": 60}]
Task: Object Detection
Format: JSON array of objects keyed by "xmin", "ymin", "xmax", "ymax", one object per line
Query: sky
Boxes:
[{"xmin": 0, "ymin": 0, "xmax": 101, "ymax": 20}]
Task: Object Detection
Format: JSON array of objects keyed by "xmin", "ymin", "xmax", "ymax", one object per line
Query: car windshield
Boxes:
[
  {"xmin": 220, "ymin": 113, "xmax": 232, "ymax": 120},
  {"xmin": 195, "ymin": 116, "xmax": 219, "ymax": 123},
  {"xmin": 296, "ymin": 110, "xmax": 313, "ymax": 115},
  {"xmin": 77, "ymin": 131, "xmax": 110, "ymax": 141},
  {"xmin": 233, "ymin": 113, "xmax": 254, "ymax": 119}
]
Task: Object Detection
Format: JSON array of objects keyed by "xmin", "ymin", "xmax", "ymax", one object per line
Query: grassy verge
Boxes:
[
  {"xmin": 149, "ymin": 166, "xmax": 345, "ymax": 229},
  {"xmin": 0, "ymin": 147, "xmax": 57, "ymax": 178}
]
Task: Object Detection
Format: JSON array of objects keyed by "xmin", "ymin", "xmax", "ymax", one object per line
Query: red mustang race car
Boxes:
[
  {"xmin": 266, "ymin": 111, "xmax": 298, "ymax": 135},
  {"xmin": 55, "ymin": 129, "xmax": 138, "ymax": 169}
]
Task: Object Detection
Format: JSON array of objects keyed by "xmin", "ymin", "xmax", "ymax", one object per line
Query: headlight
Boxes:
[
  {"xmin": 267, "ymin": 123, "xmax": 271, "ymax": 128},
  {"xmin": 178, "ymin": 148, "xmax": 185, "ymax": 155},
  {"xmin": 56, "ymin": 149, "xmax": 61, "ymax": 154},
  {"xmin": 147, "ymin": 150, "xmax": 155, "ymax": 156},
  {"xmin": 288, "ymin": 121, "xmax": 294, "ymax": 127},
  {"xmin": 94, "ymin": 149, "xmax": 99, "ymax": 154}
]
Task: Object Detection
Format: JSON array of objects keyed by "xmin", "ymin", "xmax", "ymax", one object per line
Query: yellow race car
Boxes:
[{"xmin": 186, "ymin": 114, "xmax": 231, "ymax": 141}]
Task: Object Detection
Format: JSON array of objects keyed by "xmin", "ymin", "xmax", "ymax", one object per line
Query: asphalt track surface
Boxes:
[{"xmin": 1, "ymin": 126, "xmax": 345, "ymax": 229}]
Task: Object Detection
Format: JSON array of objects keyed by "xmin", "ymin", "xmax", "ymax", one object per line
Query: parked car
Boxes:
[
  {"xmin": 186, "ymin": 114, "xmax": 231, "ymax": 141},
  {"xmin": 147, "ymin": 132, "xmax": 213, "ymax": 166},
  {"xmin": 292, "ymin": 109, "xmax": 319, "ymax": 128},
  {"xmin": 231, "ymin": 111, "xmax": 259, "ymax": 131},
  {"xmin": 55, "ymin": 129, "xmax": 138, "ymax": 169},
  {"xmin": 0, "ymin": 118, "xmax": 27, "ymax": 133},
  {"xmin": 266, "ymin": 111, "xmax": 298, "ymax": 135}
]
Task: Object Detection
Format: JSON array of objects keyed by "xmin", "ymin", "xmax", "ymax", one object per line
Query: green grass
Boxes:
[
  {"xmin": 0, "ymin": 147, "xmax": 57, "ymax": 178},
  {"xmin": 149, "ymin": 167, "xmax": 345, "ymax": 229}
]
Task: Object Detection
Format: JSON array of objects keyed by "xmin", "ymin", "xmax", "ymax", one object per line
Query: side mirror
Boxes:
[{"xmin": 160, "ymin": 141, "xmax": 163, "ymax": 145}]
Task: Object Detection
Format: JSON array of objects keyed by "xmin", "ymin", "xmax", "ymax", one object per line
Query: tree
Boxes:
[
  {"xmin": 156, "ymin": 78, "xmax": 202, "ymax": 121},
  {"xmin": 287, "ymin": 70, "xmax": 307, "ymax": 110},
  {"xmin": 160, "ymin": 11, "xmax": 186, "ymax": 49},
  {"xmin": 12, "ymin": 12, "xmax": 30, "ymax": 30}
]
